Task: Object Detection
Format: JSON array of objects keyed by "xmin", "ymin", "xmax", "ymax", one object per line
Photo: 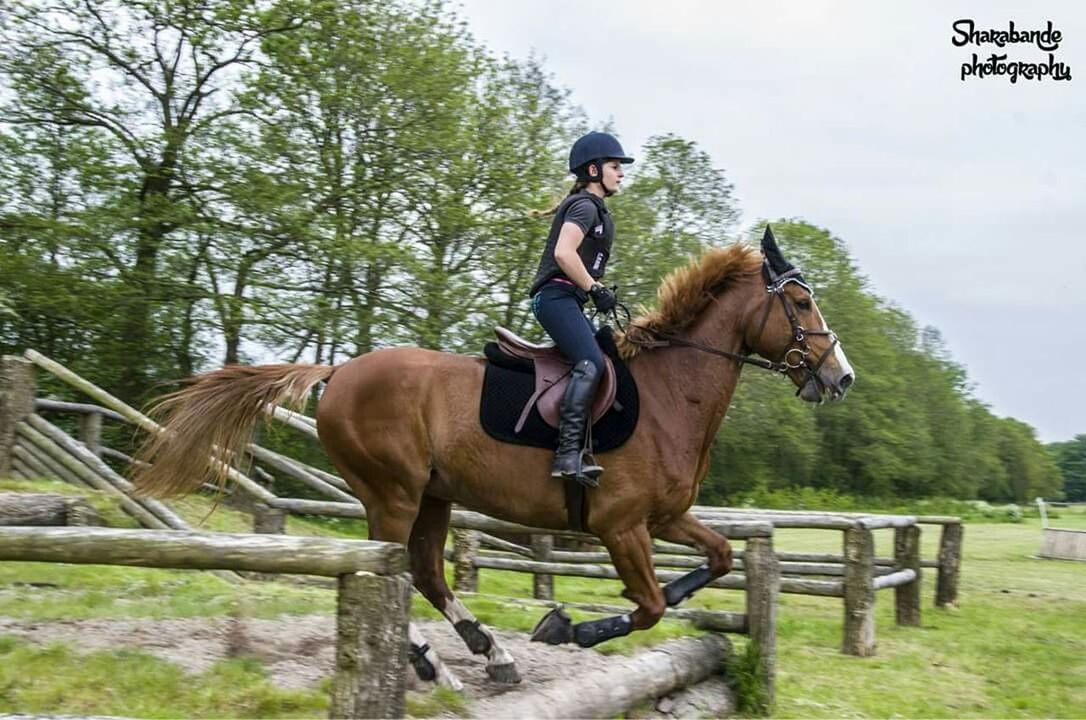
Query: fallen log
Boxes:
[
  {"xmin": 0, "ymin": 492, "xmax": 102, "ymax": 527},
  {"xmin": 470, "ymin": 634, "xmax": 730, "ymax": 719}
]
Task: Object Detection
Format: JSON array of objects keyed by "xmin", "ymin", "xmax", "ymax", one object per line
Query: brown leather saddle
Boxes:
[{"xmin": 494, "ymin": 327, "xmax": 619, "ymax": 434}]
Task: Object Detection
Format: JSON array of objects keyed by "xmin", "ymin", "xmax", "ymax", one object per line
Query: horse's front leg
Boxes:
[
  {"xmin": 652, "ymin": 511, "xmax": 734, "ymax": 606},
  {"xmin": 531, "ymin": 523, "xmax": 666, "ymax": 648}
]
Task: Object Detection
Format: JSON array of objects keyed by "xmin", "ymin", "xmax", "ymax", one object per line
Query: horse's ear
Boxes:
[
  {"xmin": 761, "ymin": 225, "xmax": 810, "ymax": 288},
  {"xmin": 761, "ymin": 225, "xmax": 794, "ymax": 277}
]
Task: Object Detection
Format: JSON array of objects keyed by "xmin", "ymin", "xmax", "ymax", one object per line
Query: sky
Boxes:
[{"xmin": 455, "ymin": 0, "xmax": 1086, "ymax": 443}]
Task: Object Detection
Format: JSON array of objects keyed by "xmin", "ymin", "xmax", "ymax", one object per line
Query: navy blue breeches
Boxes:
[{"xmin": 531, "ymin": 281, "xmax": 605, "ymax": 374}]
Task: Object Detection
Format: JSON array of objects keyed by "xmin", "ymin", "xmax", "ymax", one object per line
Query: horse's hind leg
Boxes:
[
  {"xmin": 410, "ymin": 494, "xmax": 522, "ymax": 684},
  {"xmin": 324, "ymin": 455, "xmax": 464, "ymax": 690}
]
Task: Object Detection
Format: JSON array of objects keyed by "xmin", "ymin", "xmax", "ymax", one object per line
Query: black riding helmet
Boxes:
[{"xmin": 569, "ymin": 131, "xmax": 635, "ymax": 182}]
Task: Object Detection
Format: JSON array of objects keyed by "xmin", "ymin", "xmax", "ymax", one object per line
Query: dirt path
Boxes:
[{"xmin": 0, "ymin": 614, "xmax": 732, "ymax": 717}]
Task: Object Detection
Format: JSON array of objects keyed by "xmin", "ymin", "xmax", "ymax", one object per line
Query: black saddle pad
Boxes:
[{"xmin": 479, "ymin": 327, "xmax": 639, "ymax": 451}]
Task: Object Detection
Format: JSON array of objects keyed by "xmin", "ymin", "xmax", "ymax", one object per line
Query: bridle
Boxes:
[
  {"xmin": 751, "ymin": 262, "xmax": 840, "ymax": 389},
  {"xmin": 614, "ymin": 261, "xmax": 840, "ymax": 390}
]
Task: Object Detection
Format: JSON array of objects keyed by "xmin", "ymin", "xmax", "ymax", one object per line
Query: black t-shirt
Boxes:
[{"xmin": 528, "ymin": 191, "xmax": 614, "ymax": 298}]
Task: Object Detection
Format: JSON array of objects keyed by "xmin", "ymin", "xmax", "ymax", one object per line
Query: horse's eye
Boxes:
[{"xmin": 797, "ymin": 299, "xmax": 812, "ymax": 311}]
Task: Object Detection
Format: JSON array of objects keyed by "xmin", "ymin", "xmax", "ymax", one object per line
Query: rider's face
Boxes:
[{"xmin": 597, "ymin": 159, "xmax": 625, "ymax": 194}]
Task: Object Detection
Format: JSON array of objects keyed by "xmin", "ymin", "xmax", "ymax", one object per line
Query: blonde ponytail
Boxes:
[{"xmin": 531, "ymin": 180, "xmax": 588, "ymax": 218}]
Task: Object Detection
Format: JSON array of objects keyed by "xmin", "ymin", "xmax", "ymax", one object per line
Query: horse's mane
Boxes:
[{"xmin": 616, "ymin": 243, "xmax": 763, "ymax": 360}]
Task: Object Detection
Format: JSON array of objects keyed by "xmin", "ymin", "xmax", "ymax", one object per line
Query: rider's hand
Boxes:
[{"xmin": 589, "ymin": 283, "xmax": 617, "ymax": 313}]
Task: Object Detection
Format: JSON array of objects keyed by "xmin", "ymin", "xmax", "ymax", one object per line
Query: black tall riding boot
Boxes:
[{"xmin": 551, "ymin": 359, "xmax": 604, "ymax": 487}]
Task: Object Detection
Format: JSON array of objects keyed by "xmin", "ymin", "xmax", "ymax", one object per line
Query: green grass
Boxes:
[
  {"xmin": 0, "ymin": 637, "xmax": 327, "ymax": 718},
  {"xmin": 465, "ymin": 520, "xmax": 1086, "ymax": 717},
  {"xmin": 725, "ymin": 520, "xmax": 1086, "ymax": 717},
  {"xmin": 3, "ymin": 477, "xmax": 1085, "ymax": 717}
]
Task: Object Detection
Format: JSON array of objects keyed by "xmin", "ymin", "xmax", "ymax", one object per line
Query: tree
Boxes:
[
  {"xmin": 1048, "ymin": 435, "xmax": 1086, "ymax": 501},
  {"xmin": 608, "ymin": 134, "xmax": 740, "ymax": 311},
  {"xmin": 0, "ymin": 0, "xmax": 304, "ymax": 399}
]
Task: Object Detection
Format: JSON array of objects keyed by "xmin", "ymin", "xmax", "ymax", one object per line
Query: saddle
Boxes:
[
  {"xmin": 493, "ymin": 327, "xmax": 619, "ymax": 433},
  {"xmin": 479, "ymin": 325, "xmax": 640, "ymax": 533}
]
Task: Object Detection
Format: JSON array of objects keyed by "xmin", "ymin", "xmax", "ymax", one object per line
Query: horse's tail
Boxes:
[{"xmin": 132, "ymin": 363, "xmax": 336, "ymax": 498}]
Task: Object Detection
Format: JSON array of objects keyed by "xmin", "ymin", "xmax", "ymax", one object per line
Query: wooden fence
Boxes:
[
  {"xmin": 0, "ymin": 349, "xmax": 965, "ymax": 692},
  {"xmin": 448, "ymin": 503, "xmax": 961, "ymax": 657},
  {"xmin": 689, "ymin": 506, "xmax": 963, "ymax": 610},
  {"xmin": 0, "ymin": 526, "xmax": 411, "ymax": 719}
]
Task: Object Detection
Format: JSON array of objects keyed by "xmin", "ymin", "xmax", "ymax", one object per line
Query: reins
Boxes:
[{"xmin": 625, "ymin": 323, "xmax": 789, "ymax": 373}]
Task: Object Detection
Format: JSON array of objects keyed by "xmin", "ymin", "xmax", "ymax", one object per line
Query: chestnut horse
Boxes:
[{"xmin": 133, "ymin": 228, "xmax": 854, "ymax": 688}]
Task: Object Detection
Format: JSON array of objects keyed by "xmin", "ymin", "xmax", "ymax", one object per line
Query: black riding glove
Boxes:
[{"xmin": 589, "ymin": 283, "xmax": 617, "ymax": 313}]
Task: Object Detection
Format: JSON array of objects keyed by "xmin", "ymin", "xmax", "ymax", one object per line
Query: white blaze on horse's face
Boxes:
[
  {"xmin": 813, "ymin": 305, "xmax": 854, "ymax": 376},
  {"xmin": 811, "ymin": 302, "xmax": 855, "ymax": 400}
]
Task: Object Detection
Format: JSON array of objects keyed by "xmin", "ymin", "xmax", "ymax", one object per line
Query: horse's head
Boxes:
[{"xmin": 743, "ymin": 226, "xmax": 855, "ymax": 403}]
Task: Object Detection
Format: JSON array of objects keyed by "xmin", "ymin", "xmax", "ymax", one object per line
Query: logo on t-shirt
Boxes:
[
  {"xmin": 593, "ymin": 252, "xmax": 604, "ymax": 271},
  {"xmin": 593, "ymin": 224, "xmax": 604, "ymax": 236}
]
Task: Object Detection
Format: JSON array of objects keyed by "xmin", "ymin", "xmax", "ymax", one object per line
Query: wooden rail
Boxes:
[{"xmin": 0, "ymin": 526, "xmax": 411, "ymax": 719}]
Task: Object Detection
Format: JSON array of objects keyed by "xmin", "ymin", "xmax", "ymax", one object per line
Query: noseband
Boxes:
[{"xmin": 622, "ymin": 261, "xmax": 839, "ymax": 387}]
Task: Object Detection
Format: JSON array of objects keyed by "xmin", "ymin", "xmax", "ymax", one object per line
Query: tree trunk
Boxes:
[{"xmin": 117, "ymin": 150, "xmax": 179, "ymax": 400}]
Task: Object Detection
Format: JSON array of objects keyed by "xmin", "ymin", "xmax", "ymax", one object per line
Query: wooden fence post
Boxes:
[
  {"xmin": 842, "ymin": 525, "xmax": 876, "ymax": 656},
  {"xmin": 452, "ymin": 528, "xmax": 479, "ymax": 593},
  {"xmin": 331, "ymin": 570, "xmax": 411, "ymax": 719},
  {"xmin": 894, "ymin": 525, "xmax": 921, "ymax": 626},
  {"xmin": 252, "ymin": 504, "xmax": 287, "ymax": 535},
  {"xmin": 0, "ymin": 356, "xmax": 35, "ymax": 477},
  {"xmin": 79, "ymin": 412, "xmax": 102, "ymax": 457},
  {"xmin": 532, "ymin": 534, "xmax": 554, "ymax": 600},
  {"xmin": 743, "ymin": 535, "xmax": 779, "ymax": 712},
  {"xmin": 936, "ymin": 522, "xmax": 963, "ymax": 608}
]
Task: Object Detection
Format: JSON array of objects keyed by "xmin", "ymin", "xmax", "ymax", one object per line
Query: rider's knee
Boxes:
[{"xmin": 572, "ymin": 356, "xmax": 603, "ymax": 381}]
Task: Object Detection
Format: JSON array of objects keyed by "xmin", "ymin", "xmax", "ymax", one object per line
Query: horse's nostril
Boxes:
[{"xmin": 839, "ymin": 373, "xmax": 854, "ymax": 390}]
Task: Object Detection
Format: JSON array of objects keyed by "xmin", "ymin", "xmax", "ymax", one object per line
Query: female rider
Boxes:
[{"xmin": 529, "ymin": 131, "xmax": 633, "ymax": 488}]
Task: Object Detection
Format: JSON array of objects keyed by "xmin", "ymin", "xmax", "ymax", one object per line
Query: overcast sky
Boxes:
[{"xmin": 456, "ymin": 0, "xmax": 1086, "ymax": 443}]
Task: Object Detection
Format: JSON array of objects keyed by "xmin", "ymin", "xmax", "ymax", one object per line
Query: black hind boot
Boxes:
[{"xmin": 551, "ymin": 360, "xmax": 604, "ymax": 487}]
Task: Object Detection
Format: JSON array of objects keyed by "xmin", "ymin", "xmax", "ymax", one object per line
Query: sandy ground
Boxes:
[{"xmin": 0, "ymin": 614, "xmax": 733, "ymax": 718}]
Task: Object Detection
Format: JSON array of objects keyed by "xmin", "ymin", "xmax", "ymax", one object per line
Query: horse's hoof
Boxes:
[
  {"xmin": 486, "ymin": 662, "xmax": 522, "ymax": 684},
  {"xmin": 530, "ymin": 607, "xmax": 573, "ymax": 645},
  {"xmin": 436, "ymin": 671, "xmax": 464, "ymax": 692}
]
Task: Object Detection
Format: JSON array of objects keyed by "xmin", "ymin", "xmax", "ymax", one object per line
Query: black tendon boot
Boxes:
[{"xmin": 551, "ymin": 359, "xmax": 604, "ymax": 487}]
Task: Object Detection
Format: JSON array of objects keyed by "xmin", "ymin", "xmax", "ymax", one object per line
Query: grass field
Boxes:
[{"xmin": 1, "ymin": 479, "xmax": 1084, "ymax": 718}]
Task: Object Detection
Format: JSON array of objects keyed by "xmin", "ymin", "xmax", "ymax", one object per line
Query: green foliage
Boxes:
[
  {"xmin": 700, "ymin": 219, "xmax": 1063, "ymax": 504},
  {"xmin": 1048, "ymin": 435, "xmax": 1086, "ymax": 501},
  {"xmin": 0, "ymin": 0, "xmax": 1072, "ymax": 504},
  {"xmin": 608, "ymin": 133, "xmax": 739, "ymax": 310},
  {"xmin": 723, "ymin": 484, "xmax": 1037, "ymax": 523},
  {"xmin": 728, "ymin": 639, "xmax": 770, "ymax": 716}
]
